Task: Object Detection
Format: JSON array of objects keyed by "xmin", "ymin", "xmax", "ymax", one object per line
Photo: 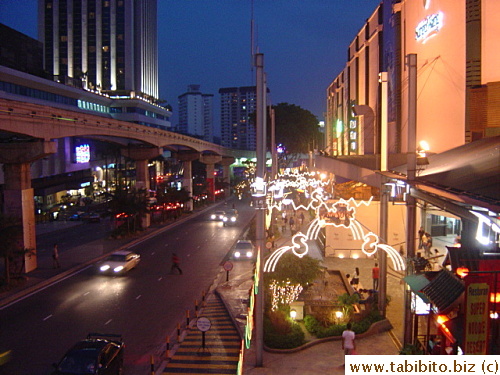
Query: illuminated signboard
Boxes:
[
  {"xmin": 415, "ymin": 12, "xmax": 443, "ymax": 42},
  {"xmin": 464, "ymin": 275, "xmax": 491, "ymax": 354},
  {"xmin": 75, "ymin": 144, "xmax": 90, "ymax": 163}
]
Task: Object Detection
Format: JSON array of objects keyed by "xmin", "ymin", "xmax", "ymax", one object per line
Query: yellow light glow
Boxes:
[{"xmin": 419, "ymin": 140, "xmax": 430, "ymax": 151}]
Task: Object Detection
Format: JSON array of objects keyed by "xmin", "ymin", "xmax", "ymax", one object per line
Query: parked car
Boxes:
[
  {"xmin": 68, "ymin": 213, "xmax": 81, "ymax": 221},
  {"xmin": 52, "ymin": 333, "xmax": 124, "ymax": 375},
  {"xmin": 222, "ymin": 209, "xmax": 238, "ymax": 226},
  {"xmin": 81, "ymin": 212, "xmax": 101, "ymax": 223},
  {"xmin": 232, "ymin": 240, "xmax": 255, "ymax": 260},
  {"xmin": 98, "ymin": 250, "xmax": 140, "ymax": 275},
  {"xmin": 210, "ymin": 210, "xmax": 226, "ymax": 221}
]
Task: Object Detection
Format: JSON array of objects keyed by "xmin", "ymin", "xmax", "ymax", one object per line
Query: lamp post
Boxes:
[
  {"xmin": 254, "ymin": 53, "xmax": 267, "ymax": 367},
  {"xmin": 404, "ymin": 53, "xmax": 418, "ymax": 346}
]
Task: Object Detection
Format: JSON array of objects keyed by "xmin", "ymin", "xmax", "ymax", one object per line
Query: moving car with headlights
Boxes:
[
  {"xmin": 222, "ymin": 209, "xmax": 238, "ymax": 226},
  {"xmin": 232, "ymin": 240, "xmax": 254, "ymax": 260},
  {"xmin": 210, "ymin": 210, "xmax": 226, "ymax": 221},
  {"xmin": 98, "ymin": 250, "xmax": 140, "ymax": 275},
  {"xmin": 52, "ymin": 333, "xmax": 124, "ymax": 375}
]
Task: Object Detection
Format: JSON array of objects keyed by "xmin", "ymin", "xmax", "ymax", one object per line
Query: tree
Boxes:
[
  {"xmin": 270, "ymin": 103, "xmax": 321, "ymax": 167},
  {"xmin": 265, "ymin": 252, "xmax": 322, "ymax": 311},
  {"xmin": 108, "ymin": 187, "xmax": 149, "ymax": 234}
]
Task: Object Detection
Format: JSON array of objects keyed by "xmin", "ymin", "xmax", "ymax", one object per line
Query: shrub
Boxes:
[
  {"xmin": 303, "ymin": 315, "xmax": 321, "ymax": 335},
  {"xmin": 304, "ymin": 310, "xmax": 384, "ymax": 338},
  {"xmin": 264, "ymin": 319, "xmax": 305, "ymax": 349},
  {"xmin": 267, "ymin": 309, "xmax": 292, "ymax": 335}
]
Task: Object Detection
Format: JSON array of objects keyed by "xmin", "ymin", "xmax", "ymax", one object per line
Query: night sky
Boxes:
[{"xmin": 0, "ymin": 0, "xmax": 381, "ymax": 124}]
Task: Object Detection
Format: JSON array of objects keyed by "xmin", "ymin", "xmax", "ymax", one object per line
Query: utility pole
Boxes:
[
  {"xmin": 378, "ymin": 72, "xmax": 388, "ymax": 317},
  {"xmin": 271, "ymin": 108, "xmax": 277, "ymax": 179},
  {"xmin": 254, "ymin": 53, "xmax": 266, "ymax": 367},
  {"xmin": 404, "ymin": 53, "xmax": 418, "ymax": 346}
]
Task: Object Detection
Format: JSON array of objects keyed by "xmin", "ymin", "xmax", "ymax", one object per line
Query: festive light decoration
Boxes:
[
  {"xmin": 261, "ymin": 171, "xmax": 406, "ymax": 273},
  {"xmin": 269, "ymin": 279, "xmax": 303, "ymax": 311}
]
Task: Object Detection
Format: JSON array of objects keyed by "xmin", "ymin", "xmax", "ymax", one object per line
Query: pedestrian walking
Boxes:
[
  {"xmin": 424, "ymin": 233, "xmax": 432, "ymax": 257},
  {"xmin": 52, "ymin": 243, "xmax": 61, "ymax": 268},
  {"xmin": 299, "ymin": 212, "xmax": 305, "ymax": 226},
  {"xmin": 372, "ymin": 263, "xmax": 379, "ymax": 290},
  {"xmin": 342, "ymin": 322, "xmax": 356, "ymax": 364},
  {"xmin": 418, "ymin": 226, "xmax": 425, "ymax": 249},
  {"xmin": 170, "ymin": 253, "xmax": 183, "ymax": 275},
  {"xmin": 289, "ymin": 216, "xmax": 295, "ymax": 231},
  {"xmin": 350, "ymin": 267, "xmax": 360, "ymax": 287}
]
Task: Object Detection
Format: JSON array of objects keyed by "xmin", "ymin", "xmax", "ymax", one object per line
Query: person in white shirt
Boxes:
[{"xmin": 342, "ymin": 322, "xmax": 356, "ymax": 356}]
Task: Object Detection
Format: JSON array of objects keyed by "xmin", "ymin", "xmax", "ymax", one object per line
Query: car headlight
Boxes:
[
  {"xmin": 231, "ymin": 217, "xmax": 236, "ymax": 222},
  {"xmin": 246, "ymin": 251, "xmax": 253, "ymax": 258},
  {"xmin": 100, "ymin": 265, "xmax": 110, "ymax": 272},
  {"xmin": 114, "ymin": 266, "xmax": 124, "ymax": 272},
  {"xmin": 234, "ymin": 251, "xmax": 241, "ymax": 258},
  {"xmin": 223, "ymin": 217, "xmax": 228, "ymax": 222},
  {"xmin": 210, "ymin": 214, "xmax": 216, "ymax": 219}
]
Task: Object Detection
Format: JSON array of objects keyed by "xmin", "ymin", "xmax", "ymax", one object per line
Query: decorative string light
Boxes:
[
  {"xmin": 269, "ymin": 279, "xmax": 303, "ymax": 311},
  {"xmin": 261, "ymin": 171, "xmax": 406, "ymax": 272}
]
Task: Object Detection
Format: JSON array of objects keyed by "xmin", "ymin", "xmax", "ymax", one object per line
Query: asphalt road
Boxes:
[{"xmin": 0, "ymin": 201, "xmax": 254, "ymax": 375}]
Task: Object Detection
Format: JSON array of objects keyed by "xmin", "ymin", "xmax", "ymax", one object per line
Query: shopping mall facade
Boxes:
[{"xmin": 320, "ymin": 0, "xmax": 499, "ymax": 354}]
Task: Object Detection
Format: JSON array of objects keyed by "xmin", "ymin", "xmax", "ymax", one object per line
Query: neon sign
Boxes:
[
  {"xmin": 75, "ymin": 144, "xmax": 90, "ymax": 163},
  {"xmin": 415, "ymin": 12, "xmax": 443, "ymax": 43}
]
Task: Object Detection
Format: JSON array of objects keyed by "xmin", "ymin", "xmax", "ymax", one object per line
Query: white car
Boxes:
[
  {"xmin": 98, "ymin": 250, "xmax": 140, "ymax": 275},
  {"xmin": 210, "ymin": 210, "xmax": 226, "ymax": 221},
  {"xmin": 232, "ymin": 240, "xmax": 254, "ymax": 260},
  {"xmin": 222, "ymin": 209, "xmax": 238, "ymax": 226}
]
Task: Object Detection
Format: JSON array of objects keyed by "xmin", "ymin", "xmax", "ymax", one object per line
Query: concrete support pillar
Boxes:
[
  {"xmin": 121, "ymin": 146, "xmax": 163, "ymax": 191},
  {"xmin": 199, "ymin": 154, "xmax": 222, "ymax": 203},
  {"xmin": 175, "ymin": 151, "xmax": 200, "ymax": 212},
  {"xmin": 220, "ymin": 157, "xmax": 235, "ymax": 200},
  {"xmin": 0, "ymin": 140, "xmax": 57, "ymax": 273},
  {"xmin": 121, "ymin": 146, "xmax": 163, "ymax": 228}
]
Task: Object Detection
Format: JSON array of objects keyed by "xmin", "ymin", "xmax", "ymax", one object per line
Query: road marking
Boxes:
[
  {"xmin": 83, "ymin": 291, "xmax": 90, "ymax": 296},
  {"xmin": 151, "ymin": 251, "xmax": 155, "ymax": 255},
  {"xmin": 136, "ymin": 295, "xmax": 142, "ymax": 300},
  {"xmin": 43, "ymin": 314, "xmax": 52, "ymax": 321},
  {"xmin": 158, "ymin": 277, "xmax": 163, "ymax": 281},
  {"xmin": 105, "ymin": 319, "xmax": 112, "ymax": 325}
]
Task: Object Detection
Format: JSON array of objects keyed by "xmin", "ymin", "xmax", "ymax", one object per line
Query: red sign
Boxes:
[{"xmin": 464, "ymin": 274, "xmax": 491, "ymax": 355}]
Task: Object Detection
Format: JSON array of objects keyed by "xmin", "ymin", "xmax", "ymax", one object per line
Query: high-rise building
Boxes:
[
  {"xmin": 177, "ymin": 84, "xmax": 214, "ymax": 142},
  {"xmin": 39, "ymin": 0, "xmax": 159, "ymax": 100},
  {"xmin": 219, "ymin": 86, "xmax": 257, "ymax": 151}
]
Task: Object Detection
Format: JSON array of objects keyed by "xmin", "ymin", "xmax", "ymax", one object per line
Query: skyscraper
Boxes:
[
  {"xmin": 39, "ymin": 0, "xmax": 159, "ymax": 100},
  {"xmin": 178, "ymin": 84, "xmax": 214, "ymax": 142},
  {"xmin": 219, "ymin": 86, "xmax": 257, "ymax": 151}
]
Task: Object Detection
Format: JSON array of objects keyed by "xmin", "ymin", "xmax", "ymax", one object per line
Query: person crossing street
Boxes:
[{"xmin": 171, "ymin": 253, "xmax": 183, "ymax": 275}]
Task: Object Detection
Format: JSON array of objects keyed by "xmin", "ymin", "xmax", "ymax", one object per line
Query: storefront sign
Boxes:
[
  {"xmin": 75, "ymin": 144, "xmax": 90, "ymax": 163},
  {"xmin": 464, "ymin": 275, "xmax": 491, "ymax": 354},
  {"xmin": 415, "ymin": 12, "xmax": 443, "ymax": 42}
]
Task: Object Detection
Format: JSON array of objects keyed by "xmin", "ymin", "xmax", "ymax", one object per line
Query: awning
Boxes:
[{"xmin": 403, "ymin": 274, "xmax": 431, "ymax": 304}]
